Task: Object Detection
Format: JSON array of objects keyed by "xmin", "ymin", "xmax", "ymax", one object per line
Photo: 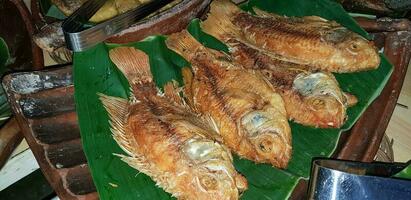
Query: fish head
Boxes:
[
  {"xmin": 294, "ymin": 72, "xmax": 347, "ymax": 127},
  {"xmin": 304, "ymin": 95, "xmax": 346, "ymax": 127},
  {"xmin": 324, "ymin": 28, "xmax": 380, "ymax": 71},
  {"xmin": 241, "ymin": 109, "xmax": 291, "ymax": 168},
  {"xmin": 183, "ymin": 137, "xmax": 247, "ymax": 199}
]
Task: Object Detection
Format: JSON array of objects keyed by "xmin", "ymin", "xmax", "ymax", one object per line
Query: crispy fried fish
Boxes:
[
  {"xmin": 225, "ymin": 39, "xmax": 358, "ymax": 128},
  {"xmin": 51, "ymin": 0, "xmax": 142, "ymax": 23},
  {"xmin": 166, "ymin": 30, "xmax": 291, "ymax": 168},
  {"xmin": 100, "ymin": 47, "xmax": 247, "ymax": 199},
  {"xmin": 202, "ymin": 0, "xmax": 380, "ymax": 73}
]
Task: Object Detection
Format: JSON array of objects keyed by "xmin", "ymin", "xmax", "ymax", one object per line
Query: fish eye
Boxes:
[
  {"xmin": 199, "ymin": 175, "xmax": 218, "ymax": 191},
  {"xmin": 308, "ymin": 98, "xmax": 325, "ymax": 110},
  {"xmin": 349, "ymin": 42, "xmax": 360, "ymax": 52},
  {"xmin": 259, "ymin": 138, "xmax": 273, "ymax": 152}
]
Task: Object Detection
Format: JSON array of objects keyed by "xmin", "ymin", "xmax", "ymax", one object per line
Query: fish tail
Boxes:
[
  {"xmin": 166, "ymin": 30, "xmax": 202, "ymax": 61},
  {"xmin": 109, "ymin": 47, "xmax": 152, "ymax": 85},
  {"xmin": 201, "ymin": 0, "xmax": 241, "ymax": 40}
]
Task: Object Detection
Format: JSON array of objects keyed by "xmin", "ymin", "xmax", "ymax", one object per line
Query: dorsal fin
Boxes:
[
  {"xmin": 98, "ymin": 93, "xmax": 136, "ymax": 156},
  {"xmin": 253, "ymin": 7, "xmax": 281, "ymax": 19}
]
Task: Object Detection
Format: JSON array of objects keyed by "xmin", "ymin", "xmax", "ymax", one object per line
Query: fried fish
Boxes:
[
  {"xmin": 166, "ymin": 30, "xmax": 292, "ymax": 168},
  {"xmin": 202, "ymin": 0, "xmax": 380, "ymax": 73},
  {"xmin": 100, "ymin": 47, "xmax": 247, "ymax": 199},
  {"xmin": 51, "ymin": 0, "xmax": 142, "ymax": 23},
  {"xmin": 225, "ymin": 39, "xmax": 358, "ymax": 128}
]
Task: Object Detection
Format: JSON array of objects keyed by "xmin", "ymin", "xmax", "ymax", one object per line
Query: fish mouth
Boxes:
[
  {"xmin": 251, "ymin": 133, "xmax": 291, "ymax": 168},
  {"xmin": 305, "ymin": 96, "xmax": 346, "ymax": 128},
  {"xmin": 196, "ymin": 172, "xmax": 242, "ymax": 199}
]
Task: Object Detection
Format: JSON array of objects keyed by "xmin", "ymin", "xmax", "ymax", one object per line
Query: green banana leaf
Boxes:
[
  {"xmin": 393, "ymin": 163, "xmax": 411, "ymax": 180},
  {"xmin": 73, "ymin": 0, "xmax": 393, "ymax": 199},
  {"xmin": 39, "ymin": 0, "xmax": 66, "ymax": 20}
]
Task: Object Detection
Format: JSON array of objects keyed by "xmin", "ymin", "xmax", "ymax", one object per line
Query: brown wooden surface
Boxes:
[
  {"xmin": 0, "ymin": 118, "xmax": 22, "ymax": 169},
  {"xmin": 3, "ymin": 66, "xmax": 96, "ymax": 200},
  {"xmin": 46, "ymin": 139, "xmax": 86, "ymax": 169},
  {"xmin": 0, "ymin": 0, "xmax": 35, "ymax": 70},
  {"xmin": 30, "ymin": 112, "xmax": 80, "ymax": 144},
  {"xmin": 8, "ymin": 0, "xmax": 44, "ymax": 70},
  {"xmin": 356, "ymin": 17, "xmax": 411, "ymax": 32}
]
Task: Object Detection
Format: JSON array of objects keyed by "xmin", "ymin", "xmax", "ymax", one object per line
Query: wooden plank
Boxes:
[
  {"xmin": 30, "ymin": 112, "xmax": 80, "ymax": 144},
  {"xmin": 0, "ymin": 118, "xmax": 23, "ymax": 169},
  {"xmin": 0, "ymin": 149, "xmax": 39, "ymax": 190},
  {"xmin": 66, "ymin": 165, "xmax": 97, "ymax": 195},
  {"xmin": 46, "ymin": 139, "xmax": 87, "ymax": 168},
  {"xmin": 19, "ymin": 87, "xmax": 75, "ymax": 118}
]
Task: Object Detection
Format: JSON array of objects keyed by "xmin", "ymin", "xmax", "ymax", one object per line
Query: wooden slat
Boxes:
[
  {"xmin": 65, "ymin": 165, "xmax": 97, "ymax": 195},
  {"xmin": 0, "ymin": 118, "xmax": 22, "ymax": 169},
  {"xmin": 30, "ymin": 112, "xmax": 80, "ymax": 144},
  {"xmin": 46, "ymin": 139, "xmax": 87, "ymax": 169},
  {"xmin": 19, "ymin": 87, "xmax": 75, "ymax": 118}
]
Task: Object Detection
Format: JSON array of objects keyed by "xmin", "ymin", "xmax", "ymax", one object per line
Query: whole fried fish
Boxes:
[
  {"xmin": 51, "ymin": 0, "xmax": 142, "ymax": 23},
  {"xmin": 202, "ymin": 0, "xmax": 380, "ymax": 73},
  {"xmin": 225, "ymin": 39, "xmax": 358, "ymax": 128},
  {"xmin": 100, "ymin": 47, "xmax": 247, "ymax": 199},
  {"xmin": 166, "ymin": 30, "xmax": 292, "ymax": 168}
]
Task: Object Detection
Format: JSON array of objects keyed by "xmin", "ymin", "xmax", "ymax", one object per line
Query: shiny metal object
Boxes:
[
  {"xmin": 62, "ymin": 0, "xmax": 173, "ymax": 52},
  {"xmin": 308, "ymin": 159, "xmax": 411, "ymax": 200}
]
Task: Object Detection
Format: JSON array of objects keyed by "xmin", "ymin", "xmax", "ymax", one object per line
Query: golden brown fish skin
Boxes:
[
  {"xmin": 202, "ymin": 0, "xmax": 380, "ymax": 73},
  {"xmin": 226, "ymin": 39, "xmax": 354, "ymax": 128},
  {"xmin": 51, "ymin": 0, "xmax": 142, "ymax": 23},
  {"xmin": 166, "ymin": 31, "xmax": 292, "ymax": 168},
  {"xmin": 100, "ymin": 47, "xmax": 247, "ymax": 200}
]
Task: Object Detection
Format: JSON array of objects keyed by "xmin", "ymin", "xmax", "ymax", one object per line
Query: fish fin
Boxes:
[
  {"xmin": 98, "ymin": 93, "xmax": 137, "ymax": 156},
  {"xmin": 303, "ymin": 16, "xmax": 329, "ymax": 22},
  {"xmin": 343, "ymin": 92, "xmax": 358, "ymax": 107},
  {"xmin": 166, "ymin": 30, "xmax": 203, "ymax": 61},
  {"xmin": 253, "ymin": 7, "xmax": 281, "ymax": 19},
  {"xmin": 116, "ymin": 154, "xmax": 175, "ymax": 195},
  {"xmin": 109, "ymin": 47, "xmax": 152, "ymax": 85},
  {"xmin": 115, "ymin": 154, "xmax": 152, "ymax": 175},
  {"xmin": 181, "ymin": 67, "xmax": 195, "ymax": 108},
  {"xmin": 163, "ymin": 80, "xmax": 188, "ymax": 108},
  {"xmin": 201, "ymin": 0, "xmax": 241, "ymax": 40}
]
